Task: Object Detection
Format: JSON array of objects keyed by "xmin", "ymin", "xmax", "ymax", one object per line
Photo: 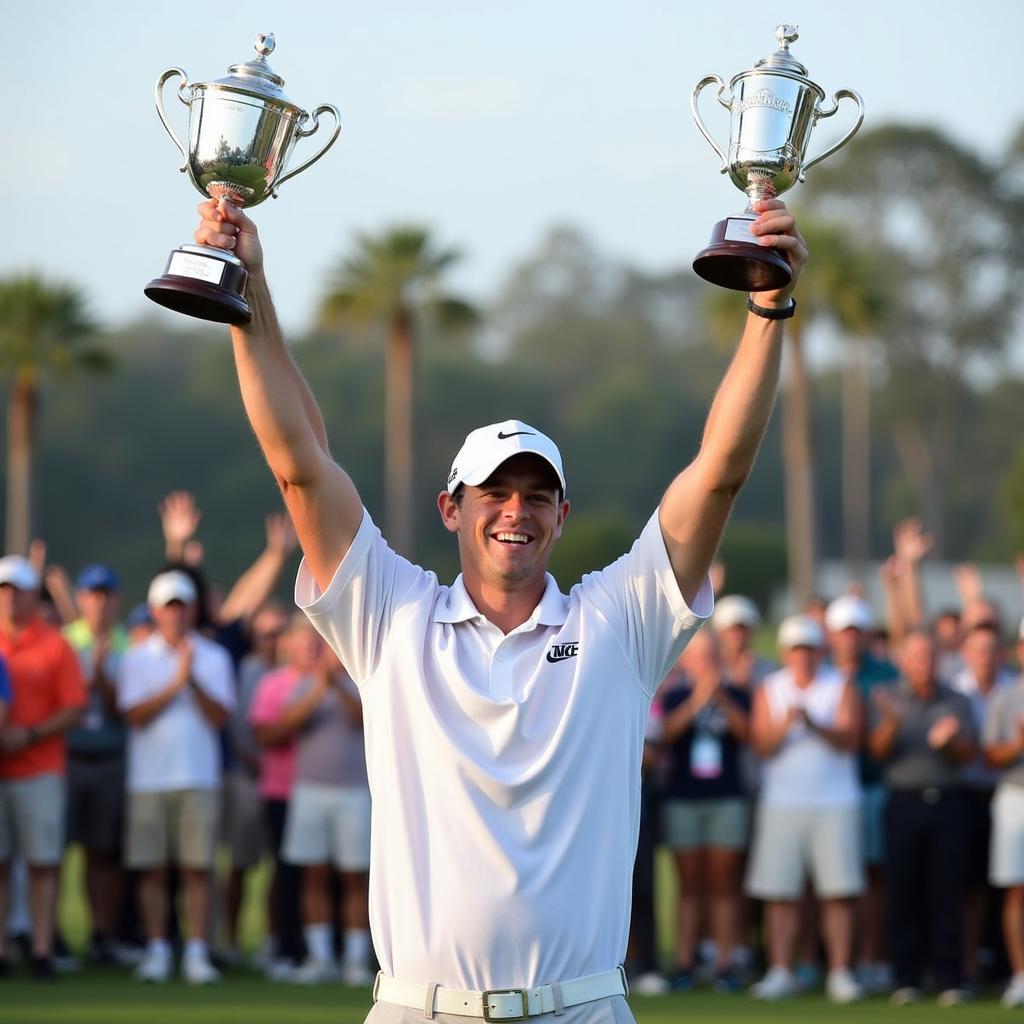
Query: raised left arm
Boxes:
[{"xmin": 659, "ymin": 200, "xmax": 807, "ymax": 603}]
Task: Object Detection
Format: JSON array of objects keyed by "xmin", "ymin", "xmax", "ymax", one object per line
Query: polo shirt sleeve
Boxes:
[
  {"xmin": 577, "ymin": 509, "xmax": 713, "ymax": 696},
  {"xmin": 54, "ymin": 635, "xmax": 87, "ymax": 710},
  {"xmin": 295, "ymin": 508, "xmax": 433, "ymax": 687}
]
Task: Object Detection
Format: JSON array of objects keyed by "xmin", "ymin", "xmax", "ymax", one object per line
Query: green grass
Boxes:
[
  {"xmin": 45, "ymin": 847, "xmax": 1011, "ymax": 1023},
  {"xmin": 0, "ymin": 972, "xmax": 1014, "ymax": 1024}
]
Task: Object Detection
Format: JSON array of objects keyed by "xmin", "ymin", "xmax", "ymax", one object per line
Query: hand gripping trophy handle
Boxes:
[
  {"xmin": 690, "ymin": 75, "xmax": 732, "ymax": 173},
  {"xmin": 801, "ymin": 88, "xmax": 865, "ymax": 180},
  {"xmin": 272, "ymin": 104, "xmax": 342, "ymax": 197},
  {"xmin": 155, "ymin": 68, "xmax": 194, "ymax": 173}
]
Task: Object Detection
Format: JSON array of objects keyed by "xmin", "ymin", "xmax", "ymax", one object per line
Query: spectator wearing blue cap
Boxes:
[
  {"xmin": 126, "ymin": 605, "xmax": 155, "ymax": 646},
  {"xmin": 63, "ymin": 565, "xmax": 130, "ymax": 965}
]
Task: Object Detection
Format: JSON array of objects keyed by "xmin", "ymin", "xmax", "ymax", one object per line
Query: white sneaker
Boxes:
[
  {"xmin": 182, "ymin": 954, "xmax": 221, "ymax": 985},
  {"xmin": 135, "ymin": 949, "xmax": 171, "ymax": 983},
  {"xmin": 750, "ymin": 966, "xmax": 798, "ymax": 1000},
  {"xmin": 936, "ymin": 988, "xmax": 971, "ymax": 1007},
  {"xmin": 292, "ymin": 957, "xmax": 342, "ymax": 985},
  {"xmin": 826, "ymin": 968, "xmax": 864, "ymax": 1004},
  {"xmin": 1004, "ymin": 974, "xmax": 1024, "ymax": 1008},
  {"xmin": 342, "ymin": 962, "xmax": 375, "ymax": 986},
  {"xmin": 632, "ymin": 972, "xmax": 671, "ymax": 996}
]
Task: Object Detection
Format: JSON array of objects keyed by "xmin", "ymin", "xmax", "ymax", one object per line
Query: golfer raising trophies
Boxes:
[{"xmin": 188, "ymin": 39, "xmax": 808, "ymax": 1024}]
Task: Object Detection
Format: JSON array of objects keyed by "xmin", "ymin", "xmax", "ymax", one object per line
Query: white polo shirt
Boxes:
[
  {"xmin": 118, "ymin": 631, "xmax": 235, "ymax": 793},
  {"xmin": 296, "ymin": 507, "xmax": 711, "ymax": 990}
]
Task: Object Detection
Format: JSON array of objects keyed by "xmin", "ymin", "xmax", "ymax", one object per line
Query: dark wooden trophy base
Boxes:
[
  {"xmin": 145, "ymin": 245, "xmax": 252, "ymax": 325},
  {"xmin": 692, "ymin": 215, "xmax": 792, "ymax": 293}
]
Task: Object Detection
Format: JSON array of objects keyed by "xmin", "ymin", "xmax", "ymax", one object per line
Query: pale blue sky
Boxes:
[{"xmin": 6, "ymin": 0, "xmax": 1023, "ymax": 333}]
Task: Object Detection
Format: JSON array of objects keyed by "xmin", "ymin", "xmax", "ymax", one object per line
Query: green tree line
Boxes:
[{"xmin": 2, "ymin": 123, "xmax": 1023, "ymax": 607}]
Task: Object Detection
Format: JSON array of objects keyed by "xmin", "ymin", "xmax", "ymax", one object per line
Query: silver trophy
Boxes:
[
  {"xmin": 145, "ymin": 34, "xmax": 342, "ymax": 324},
  {"xmin": 691, "ymin": 25, "xmax": 864, "ymax": 291}
]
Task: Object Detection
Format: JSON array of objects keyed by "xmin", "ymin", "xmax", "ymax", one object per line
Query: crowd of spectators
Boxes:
[
  {"xmin": 0, "ymin": 492, "xmax": 371, "ymax": 986},
  {"xmin": 628, "ymin": 519, "xmax": 1024, "ymax": 1007},
  {"xmin": 1, "ymin": 502, "xmax": 1024, "ymax": 1009}
]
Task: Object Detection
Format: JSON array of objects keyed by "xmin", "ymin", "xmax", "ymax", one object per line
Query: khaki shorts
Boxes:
[
  {"xmin": 220, "ymin": 770, "xmax": 266, "ymax": 869},
  {"xmin": 991, "ymin": 784, "xmax": 1024, "ymax": 887},
  {"xmin": 746, "ymin": 803, "xmax": 864, "ymax": 900},
  {"xmin": 0, "ymin": 773, "xmax": 65, "ymax": 866},
  {"xmin": 663, "ymin": 797, "xmax": 748, "ymax": 851},
  {"xmin": 126, "ymin": 789, "xmax": 218, "ymax": 869},
  {"xmin": 283, "ymin": 782, "xmax": 371, "ymax": 871}
]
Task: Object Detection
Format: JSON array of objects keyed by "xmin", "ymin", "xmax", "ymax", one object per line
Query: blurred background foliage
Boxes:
[{"xmin": 3, "ymin": 122, "xmax": 1024, "ymax": 606}]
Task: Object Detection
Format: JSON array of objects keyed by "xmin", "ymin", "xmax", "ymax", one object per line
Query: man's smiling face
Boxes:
[{"xmin": 439, "ymin": 453, "xmax": 570, "ymax": 591}]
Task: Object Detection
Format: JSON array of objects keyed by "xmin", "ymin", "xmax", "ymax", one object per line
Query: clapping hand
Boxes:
[{"xmin": 927, "ymin": 714, "xmax": 960, "ymax": 750}]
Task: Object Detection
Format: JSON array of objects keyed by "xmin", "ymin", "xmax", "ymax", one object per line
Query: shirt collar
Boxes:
[{"xmin": 432, "ymin": 573, "xmax": 569, "ymax": 629}]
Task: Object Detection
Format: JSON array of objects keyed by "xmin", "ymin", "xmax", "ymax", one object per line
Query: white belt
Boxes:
[{"xmin": 373, "ymin": 966, "xmax": 628, "ymax": 1020}]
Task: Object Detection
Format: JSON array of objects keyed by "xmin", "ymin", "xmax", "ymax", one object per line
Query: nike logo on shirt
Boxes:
[{"xmin": 546, "ymin": 642, "xmax": 579, "ymax": 663}]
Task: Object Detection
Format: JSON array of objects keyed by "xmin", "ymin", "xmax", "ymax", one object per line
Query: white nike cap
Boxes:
[{"xmin": 446, "ymin": 419, "xmax": 566, "ymax": 495}]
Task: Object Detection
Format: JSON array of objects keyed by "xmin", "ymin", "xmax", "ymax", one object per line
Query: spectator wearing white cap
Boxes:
[
  {"xmin": 0, "ymin": 555, "xmax": 86, "ymax": 978},
  {"xmin": 983, "ymin": 617, "xmax": 1024, "ymax": 1007},
  {"xmin": 746, "ymin": 615, "xmax": 865, "ymax": 1004},
  {"xmin": 203, "ymin": 193, "xmax": 807, "ymax": 1022},
  {"xmin": 711, "ymin": 595, "xmax": 776, "ymax": 691},
  {"xmin": 823, "ymin": 595, "xmax": 898, "ymax": 995},
  {"xmin": 117, "ymin": 570, "xmax": 234, "ymax": 985}
]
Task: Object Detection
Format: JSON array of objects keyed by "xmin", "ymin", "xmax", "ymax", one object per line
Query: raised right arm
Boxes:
[{"xmin": 196, "ymin": 200, "xmax": 362, "ymax": 592}]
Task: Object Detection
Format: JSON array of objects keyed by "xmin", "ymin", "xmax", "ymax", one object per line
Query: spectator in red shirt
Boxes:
[{"xmin": 0, "ymin": 555, "xmax": 86, "ymax": 978}]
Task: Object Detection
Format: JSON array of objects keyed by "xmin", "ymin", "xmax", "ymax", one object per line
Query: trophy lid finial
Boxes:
[
  {"xmin": 754, "ymin": 24, "xmax": 808, "ymax": 75},
  {"xmin": 775, "ymin": 25, "xmax": 799, "ymax": 49},
  {"xmin": 210, "ymin": 32, "xmax": 298, "ymax": 111}
]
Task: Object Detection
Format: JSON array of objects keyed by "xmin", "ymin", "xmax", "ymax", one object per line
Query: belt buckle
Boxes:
[{"xmin": 481, "ymin": 988, "xmax": 529, "ymax": 1021}]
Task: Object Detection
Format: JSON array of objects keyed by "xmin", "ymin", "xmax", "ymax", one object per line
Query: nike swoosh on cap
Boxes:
[{"xmin": 497, "ymin": 430, "xmax": 535, "ymax": 439}]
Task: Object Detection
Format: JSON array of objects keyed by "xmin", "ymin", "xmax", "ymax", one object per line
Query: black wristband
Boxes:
[{"xmin": 747, "ymin": 296, "xmax": 796, "ymax": 320}]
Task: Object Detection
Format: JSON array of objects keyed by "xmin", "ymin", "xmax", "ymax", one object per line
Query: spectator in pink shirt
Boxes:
[{"xmin": 249, "ymin": 613, "xmax": 313, "ymax": 979}]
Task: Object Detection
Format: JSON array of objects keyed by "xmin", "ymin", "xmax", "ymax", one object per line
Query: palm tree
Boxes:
[
  {"xmin": 706, "ymin": 219, "xmax": 889, "ymax": 605},
  {"xmin": 319, "ymin": 227, "xmax": 478, "ymax": 556},
  {"xmin": 0, "ymin": 275, "xmax": 113, "ymax": 555}
]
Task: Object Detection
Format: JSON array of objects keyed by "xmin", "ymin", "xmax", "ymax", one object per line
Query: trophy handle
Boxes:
[
  {"xmin": 691, "ymin": 75, "xmax": 732, "ymax": 173},
  {"xmin": 801, "ymin": 89, "xmax": 865, "ymax": 180},
  {"xmin": 272, "ymin": 104, "xmax": 343, "ymax": 198},
  {"xmin": 155, "ymin": 68, "xmax": 193, "ymax": 173}
]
